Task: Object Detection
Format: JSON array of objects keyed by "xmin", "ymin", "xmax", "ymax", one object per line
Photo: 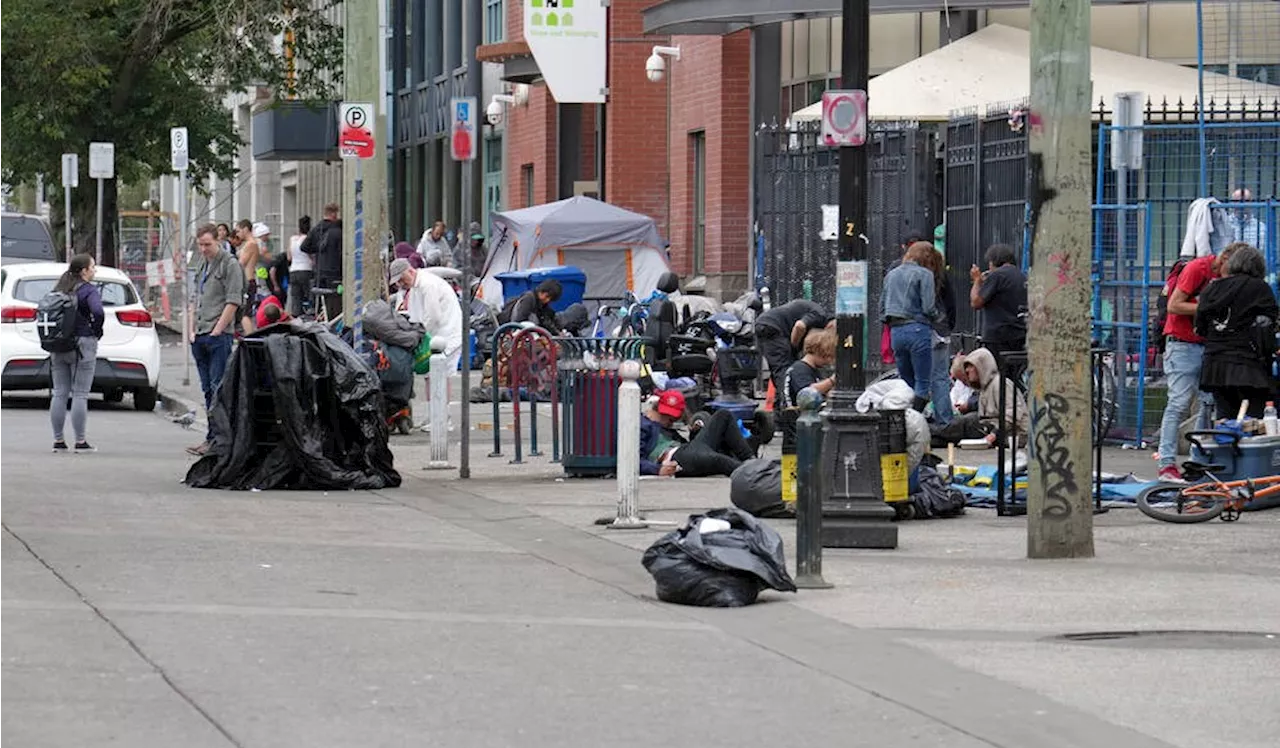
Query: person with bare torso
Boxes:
[{"xmin": 235, "ymin": 219, "xmax": 261, "ymax": 334}]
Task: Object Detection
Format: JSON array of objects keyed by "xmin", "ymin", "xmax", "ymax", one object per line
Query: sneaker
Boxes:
[
  {"xmin": 52, "ymin": 441, "xmax": 68, "ymax": 453},
  {"xmin": 74, "ymin": 441, "xmax": 96, "ymax": 453},
  {"xmin": 1157, "ymin": 466, "xmax": 1185, "ymax": 483}
]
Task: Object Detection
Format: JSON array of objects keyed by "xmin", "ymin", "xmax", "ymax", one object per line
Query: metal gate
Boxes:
[{"xmin": 754, "ymin": 121, "xmax": 939, "ymax": 373}]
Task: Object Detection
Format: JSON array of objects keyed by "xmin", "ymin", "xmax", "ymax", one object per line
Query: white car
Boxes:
[{"xmin": 1, "ymin": 262, "xmax": 161, "ymax": 410}]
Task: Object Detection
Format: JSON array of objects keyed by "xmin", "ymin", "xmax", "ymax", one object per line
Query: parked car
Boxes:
[
  {"xmin": 1, "ymin": 212, "xmax": 59, "ymax": 265},
  {"xmin": 1, "ymin": 262, "xmax": 161, "ymax": 410}
]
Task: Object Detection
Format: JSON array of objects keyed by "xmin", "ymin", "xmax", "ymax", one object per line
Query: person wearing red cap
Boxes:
[{"xmin": 639, "ymin": 390, "xmax": 756, "ymax": 478}]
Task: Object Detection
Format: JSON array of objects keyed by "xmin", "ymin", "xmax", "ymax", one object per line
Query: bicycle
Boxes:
[{"xmin": 1137, "ymin": 432, "xmax": 1280, "ymax": 523}]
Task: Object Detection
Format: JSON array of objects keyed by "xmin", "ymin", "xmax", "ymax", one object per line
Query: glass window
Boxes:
[
  {"xmin": 522, "ymin": 164, "xmax": 534, "ymax": 208},
  {"xmin": 485, "ymin": 0, "xmax": 504, "ymax": 45},
  {"xmin": 1, "ymin": 216, "xmax": 56, "ymax": 261},
  {"xmin": 485, "ymin": 135, "xmax": 503, "ymax": 174},
  {"xmin": 691, "ymin": 131, "xmax": 706, "ymax": 275},
  {"xmin": 15, "ymin": 278, "xmax": 137, "ymax": 307}
]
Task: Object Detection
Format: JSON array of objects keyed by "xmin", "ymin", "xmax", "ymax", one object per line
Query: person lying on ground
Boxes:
[
  {"xmin": 255, "ymin": 294, "xmax": 290, "ymax": 329},
  {"xmin": 639, "ymin": 390, "xmax": 756, "ymax": 478},
  {"xmin": 947, "ymin": 347, "xmax": 1029, "ymax": 447}
]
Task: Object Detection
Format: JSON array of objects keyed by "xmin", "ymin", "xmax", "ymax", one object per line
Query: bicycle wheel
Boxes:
[
  {"xmin": 1092, "ymin": 362, "xmax": 1117, "ymax": 443},
  {"xmin": 1136, "ymin": 483, "xmax": 1226, "ymax": 524}
]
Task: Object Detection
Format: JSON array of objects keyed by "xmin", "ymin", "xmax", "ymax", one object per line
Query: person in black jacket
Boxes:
[
  {"xmin": 300, "ymin": 202, "xmax": 343, "ymax": 319},
  {"xmin": 499, "ymin": 279, "xmax": 562, "ymax": 332},
  {"xmin": 754, "ymin": 299, "xmax": 830, "ymax": 395},
  {"xmin": 1195, "ymin": 244, "xmax": 1279, "ymax": 419}
]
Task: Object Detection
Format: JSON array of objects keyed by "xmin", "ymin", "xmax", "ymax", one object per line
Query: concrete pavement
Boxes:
[{"xmin": 3, "ymin": 384, "xmax": 1279, "ymax": 747}]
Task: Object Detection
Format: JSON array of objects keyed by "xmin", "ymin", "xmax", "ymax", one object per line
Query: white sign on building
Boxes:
[{"xmin": 524, "ymin": 0, "xmax": 607, "ymax": 104}]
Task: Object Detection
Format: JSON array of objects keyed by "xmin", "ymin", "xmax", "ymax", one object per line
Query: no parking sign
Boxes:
[{"xmin": 821, "ymin": 90, "xmax": 867, "ymax": 147}]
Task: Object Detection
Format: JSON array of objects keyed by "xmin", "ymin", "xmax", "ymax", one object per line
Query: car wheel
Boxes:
[
  {"xmin": 102, "ymin": 388, "xmax": 125, "ymax": 403},
  {"xmin": 134, "ymin": 387, "xmax": 158, "ymax": 412}
]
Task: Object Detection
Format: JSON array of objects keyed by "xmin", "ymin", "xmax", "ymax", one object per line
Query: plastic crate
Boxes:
[{"xmin": 494, "ymin": 266, "xmax": 587, "ymax": 312}]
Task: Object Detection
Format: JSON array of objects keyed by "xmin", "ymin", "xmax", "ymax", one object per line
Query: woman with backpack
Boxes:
[{"xmin": 47, "ymin": 254, "xmax": 105, "ymax": 453}]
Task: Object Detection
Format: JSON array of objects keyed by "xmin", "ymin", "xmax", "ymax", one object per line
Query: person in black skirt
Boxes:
[{"xmin": 1195, "ymin": 244, "xmax": 1279, "ymax": 419}]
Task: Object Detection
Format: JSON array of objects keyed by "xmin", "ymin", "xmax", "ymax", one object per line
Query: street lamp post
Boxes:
[{"xmin": 820, "ymin": 0, "xmax": 897, "ymax": 548}]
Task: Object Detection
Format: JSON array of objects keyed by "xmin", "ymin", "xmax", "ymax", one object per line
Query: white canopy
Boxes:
[{"xmin": 792, "ymin": 24, "xmax": 1280, "ymax": 122}]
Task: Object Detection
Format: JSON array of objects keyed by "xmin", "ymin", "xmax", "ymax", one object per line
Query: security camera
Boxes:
[
  {"xmin": 486, "ymin": 100, "xmax": 504, "ymax": 126},
  {"xmin": 646, "ymin": 53, "xmax": 666, "ymax": 83}
]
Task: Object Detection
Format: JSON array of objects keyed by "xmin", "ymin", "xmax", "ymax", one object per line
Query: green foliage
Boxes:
[{"xmin": 0, "ymin": 0, "xmax": 344, "ymax": 188}]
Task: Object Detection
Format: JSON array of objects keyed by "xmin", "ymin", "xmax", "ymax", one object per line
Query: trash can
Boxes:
[
  {"xmin": 495, "ymin": 266, "xmax": 587, "ymax": 312},
  {"xmin": 557, "ymin": 337, "xmax": 647, "ymax": 477},
  {"xmin": 878, "ymin": 410, "xmax": 909, "ymax": 506}
]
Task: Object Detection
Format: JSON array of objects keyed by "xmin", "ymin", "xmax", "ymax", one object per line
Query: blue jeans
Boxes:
[
  {"xmin": 1158, "ymin": 340, "xmax": 1213, "ymax": 467},
  {"xmin": 890, "ymin": 322, "xmax": 934, "ymax": 400},
  {"xmin": 191, "ymin": 333, "xmax": 233, "ymax": 442},
  {"xmin": 930, "ymin": 338, "xmax": 954, "ymax": 425}
]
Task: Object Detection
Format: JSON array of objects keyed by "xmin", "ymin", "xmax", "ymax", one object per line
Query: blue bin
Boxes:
[{"xmin": 495, "ymin": 266, "xmax": 587, "ymax": 312}]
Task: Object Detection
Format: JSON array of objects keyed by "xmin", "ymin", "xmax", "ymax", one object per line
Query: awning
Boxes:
[{"xmin": 790, "ymin": 24, "xmax": 1280, "ymax": 122}]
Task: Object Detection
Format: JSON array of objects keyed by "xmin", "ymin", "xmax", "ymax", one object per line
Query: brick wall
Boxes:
[
  {"xmin": 602, "ymin": 0, "xmax": 671, "ymax": 235},
  {"xmin": 668, "ymin": 31, "xmax": 752, "ymax": 290},
  {"xmin": 505, "ymin": 82, "xmax": 557, "ymax": 208}
]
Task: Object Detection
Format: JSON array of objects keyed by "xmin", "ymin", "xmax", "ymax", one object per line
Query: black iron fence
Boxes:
[{"xmin": 754, "ymin": 121, "xmax": 939, "ymax": 373}]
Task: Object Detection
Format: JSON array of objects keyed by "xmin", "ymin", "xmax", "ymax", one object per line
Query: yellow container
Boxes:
[
  {"xmin": 781, "ymin": 453, "xmax": 798, "ymax": 506},
  {"xmin": 881, "ymin": 453, "xmax": 909, "ymax": 503}
]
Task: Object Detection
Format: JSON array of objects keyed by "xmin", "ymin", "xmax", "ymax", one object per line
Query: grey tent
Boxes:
[{"xmin": 480, "ymin": 196, "xmax": 670, "ymax": 305}]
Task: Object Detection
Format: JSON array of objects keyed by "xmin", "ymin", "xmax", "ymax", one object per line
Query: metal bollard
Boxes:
[
  {"xmin": 425, "ymin": 339, "xmax": 453, "ymax": 470},
  {"xmin": 608, "ymin": 359, "xmax": 648, "ymax": 530},
  {"xmin": 794, "ymin": 389, "xmax": 833, "ymax": 589}
]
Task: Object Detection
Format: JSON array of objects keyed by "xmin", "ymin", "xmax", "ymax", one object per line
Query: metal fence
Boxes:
[
  {"xmin": 117, "ymin": 210, "xmax": 186, "ymax": 328},
  {"xmin": 754, "ymin": 121, "xmax": 939, "ymax": 373}
]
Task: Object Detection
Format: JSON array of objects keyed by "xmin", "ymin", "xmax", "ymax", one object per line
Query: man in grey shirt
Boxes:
[{"xmin": 188, "ymin": 224, "xmax": 244, "ymax": 456}]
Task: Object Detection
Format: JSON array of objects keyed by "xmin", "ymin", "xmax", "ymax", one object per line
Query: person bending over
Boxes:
[{"xmin": 639, "ymin": 390, "xmax": 755, "ymax": 478}]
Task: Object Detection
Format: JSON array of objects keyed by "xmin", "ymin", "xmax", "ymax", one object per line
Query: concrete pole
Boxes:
[
  {"xmin": 609, "ymin": 360, "xmax": 648, "ymax": 530},
  {"xmin": 343, "ymin": 0, "xmax": 386, "ymax": 334},
  {"xmin": 178, "ymin": 170, "xmax": 191, "ymax": 387},
  {"xmin": 1026, "ymin": 0, "xmax": 1096, "ymax": 558},
  {"xmin": 426, "ymin": 341, "xmax": 453, "ymax": 470}
]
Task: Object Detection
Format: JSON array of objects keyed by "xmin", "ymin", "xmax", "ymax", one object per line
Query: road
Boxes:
[{"xmin": 2, "ymin": 394, "xmax": 1277, "ymax": 747}]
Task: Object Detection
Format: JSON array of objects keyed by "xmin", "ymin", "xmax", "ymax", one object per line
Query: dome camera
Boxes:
[
  {"xmin": 486, "ymin": 99, "xmax": 504, "ymax": 126},
  {"xmin": 645, "ymin": 53, "xmax": 666, "ymax": 83}
]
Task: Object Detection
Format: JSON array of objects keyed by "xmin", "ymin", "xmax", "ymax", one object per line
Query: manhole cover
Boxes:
[{"xmin": 1047, "ymin": 630, "xmax": 1280, "ymax": 650}]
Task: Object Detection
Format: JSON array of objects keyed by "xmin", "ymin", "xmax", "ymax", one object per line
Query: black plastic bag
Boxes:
[
  {"xmin": 185, "ymin": 321, "xmax": 401, "ymax": 491},
  {"xmin": 909, "ymin": 458, "xmax": 966, "ymax": 519},
  {"xmin": 641, "ymin": 508, "xmax": 797, "ymax": 607},
  {"xmin": 729, "ymin": 459, "xmax": 791, "ymax": 518}
]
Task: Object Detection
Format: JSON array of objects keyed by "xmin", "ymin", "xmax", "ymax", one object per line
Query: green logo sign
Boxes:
[{"xmin": 530, "ymin": 0, "xmax": 574, "ymax": 28}]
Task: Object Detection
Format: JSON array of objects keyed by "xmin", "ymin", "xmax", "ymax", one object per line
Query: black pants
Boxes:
[
  {"xmin": 673, "ymin": 410, "xmax": 755, "ymax": 478},
  {"xmin": 1212, "ymin": 387, "xmax": 1270, "ymax": 420},
  {"xmin": 756, "ymin": 325, "xmax": 796, "ymax": 395}
]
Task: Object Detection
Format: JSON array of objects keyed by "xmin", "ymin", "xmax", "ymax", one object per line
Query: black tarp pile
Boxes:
[
  {"xmin": 641, "ymin": 508, "xmax": 797, "ymax": 607},
  {"xmin": 185, "ymin": 322, "xmax": 402, "ymax": 490}
]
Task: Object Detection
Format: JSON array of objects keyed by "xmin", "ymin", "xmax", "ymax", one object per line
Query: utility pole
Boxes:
[
  {"xmin": 343, "ymin": 0, "xmax": 387, "ymax": 330},
  {"xmin": 820, "ymin": 0, "xmax": 897, "ymax": 549},
  {"xmin": 1026, "ymin": 0, "xmax": 1095, "ymax": 558}
]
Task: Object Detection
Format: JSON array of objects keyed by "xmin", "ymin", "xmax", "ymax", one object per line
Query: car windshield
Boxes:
[
  {"xmin": 1, "ymin": 217, "xmax": 57, "ymax": 260},
  {"xmin": 13, "ymin": 277, "xmax": 138, "ymax": 307}
]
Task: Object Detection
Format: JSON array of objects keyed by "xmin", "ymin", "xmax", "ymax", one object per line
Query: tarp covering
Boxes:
[
  {"xmin": 185, "ymin": 322, "xmax": 401, "ymax": 490},
  {"xmin": 482, "ymin": 196, "xmax": 669, "ymax": 304},
  {"xmin": 791, "ymin": 24, "xmax": 1280, "ymax": 122}
]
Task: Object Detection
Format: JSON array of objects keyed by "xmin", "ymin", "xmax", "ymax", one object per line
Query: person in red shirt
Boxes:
[
  {"xmin": 254, "ymin": 294, "xmax": 290, "ymax": 329},
  {"xmin": 1155, "ymin": 243, "xmax": 1240, "ymax": 481}
]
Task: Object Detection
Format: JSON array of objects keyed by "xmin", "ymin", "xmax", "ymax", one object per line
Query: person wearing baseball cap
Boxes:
[{"xmin": 639, "ymin": 390, "xmax": 756, "ymax": 478}]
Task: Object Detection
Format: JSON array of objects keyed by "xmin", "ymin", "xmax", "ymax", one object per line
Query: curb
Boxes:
[{"xmin": 158, "ymin": 385, "xmax": 202, "ymax": 420}]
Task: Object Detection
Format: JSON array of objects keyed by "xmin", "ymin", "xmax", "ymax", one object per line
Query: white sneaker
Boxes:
[{"xmin": 420, "ymin": 420, "xmax": 456, "ymax": 433}]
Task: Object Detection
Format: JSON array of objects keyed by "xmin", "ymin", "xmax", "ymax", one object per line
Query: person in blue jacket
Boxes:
[{"xmin": 639, "ymin": 390, "xmax": 755, "ymax": 478}]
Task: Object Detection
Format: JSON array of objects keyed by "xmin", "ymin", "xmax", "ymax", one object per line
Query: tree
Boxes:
[{"xmin": 1, "ymin": 0, "xmax": 343, "ymax": 265}]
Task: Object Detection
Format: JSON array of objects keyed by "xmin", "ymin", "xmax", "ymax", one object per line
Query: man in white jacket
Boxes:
[{"xmin": 390, "ymin": 258, "xmax": 463, "ymax": 431}]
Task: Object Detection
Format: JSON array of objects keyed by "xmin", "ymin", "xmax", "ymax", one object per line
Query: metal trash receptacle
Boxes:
[{"xmin": 556, "ymin": 337, "xmax": 649, "ymax": 477}]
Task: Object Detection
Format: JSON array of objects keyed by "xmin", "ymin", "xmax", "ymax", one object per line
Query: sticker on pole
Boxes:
[
  {"xmin": 450, "ymin": 97, "xmax": 478, "ymax": 162},
  {"xmin": 339, "ymin": 103, "xmax": 376, "ymax": 159},
  {"xmin": 835, "ymin": 260, "xmax": 868, "ymax": 316},
  {"xmin": 821, "ymin": 90, "xmax": 868, "ymax": 147},
  {"xmin": 170, "ymin": 127, "xmax": 189, "ymax": 172}
]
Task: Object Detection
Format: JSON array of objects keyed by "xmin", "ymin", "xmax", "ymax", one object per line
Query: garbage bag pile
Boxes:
[
  {"xmin": 729, "ymin": 459, "xmax": 793, "ymax": 518},
  {"xmin": 641, "ymin": 508, "xmax": 797, "ymax": 607},
  {"xmin": 185, "ymin": 322, "xmax": 402, "ymax": 491}
]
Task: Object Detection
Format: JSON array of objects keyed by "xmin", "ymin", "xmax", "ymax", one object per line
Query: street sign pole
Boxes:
[
  {"xmin": 61, "ymin": 153, "xmax": 78, "ymax": 257},
  {"xmin": 90, "ymin": 142, "xmax": 115, "ymax": 263},
  {"xmin": 171, "ymin": 128, "xmax": 191, "ymax": 387},
  {"xmin": 452, "ymin": 95, "xmax": 478, "ymax": 479},
  {"xmin": 95, "ymin": 178, "xmax": 104, "ymax": 261}
]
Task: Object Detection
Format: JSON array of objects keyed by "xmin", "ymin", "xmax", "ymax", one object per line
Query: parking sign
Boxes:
[{"xmin": 450, "ymin": 97, "xmax": 477, "ymax": 162}]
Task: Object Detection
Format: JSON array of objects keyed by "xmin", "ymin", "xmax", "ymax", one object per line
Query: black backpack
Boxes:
[
  {"xmin": 37, "ymin": 284, "xmax": 81, "ymax": 353},
  {"xmin": 1151, "ymin": 258, "xmax": 1189, "ymax": 355}
]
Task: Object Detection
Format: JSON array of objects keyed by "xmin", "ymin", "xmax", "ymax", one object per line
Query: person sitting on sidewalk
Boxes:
[
  {"xmin": 498, "ymin": 279, "xmax": 563, "ymax": 333},
  {"xmin": 254, "ymin": 294, "xmax": 290, "ymax": 329},
  {"xmin": 639, "ymin": 391, "xmax": 756, "ymax": 478},
  {"xmin": 947, "ymin": 347, "xmax": 1028, "ymax": 447}
]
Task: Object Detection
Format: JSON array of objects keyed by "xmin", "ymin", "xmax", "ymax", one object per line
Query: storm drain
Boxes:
[{"xmin": 1046, "ymin": 630, "xmax": 1279, "ymax": 650}]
